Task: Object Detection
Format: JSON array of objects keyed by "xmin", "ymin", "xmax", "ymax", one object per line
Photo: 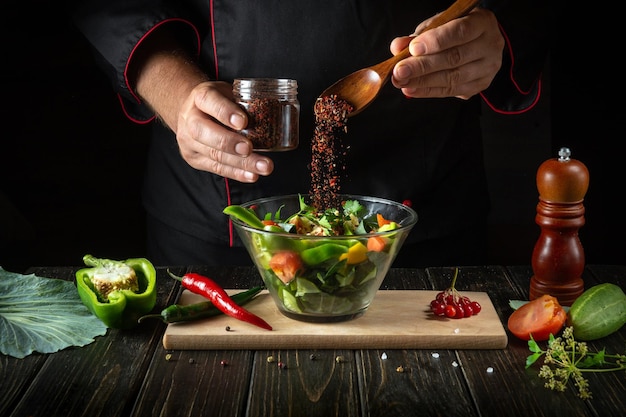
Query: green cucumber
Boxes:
[{"xmin": 567, "ymin": 283, "xmax": 626, "ymax": 341}]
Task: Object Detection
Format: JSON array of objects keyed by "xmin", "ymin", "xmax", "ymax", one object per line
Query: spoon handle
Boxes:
[
  {"xmin": 419, "ymin": 0, "xmax": 480, "ymax": 35},
  {"xmin": 373, "ymin": 0, "xmax": 480, "ymax": 77}
]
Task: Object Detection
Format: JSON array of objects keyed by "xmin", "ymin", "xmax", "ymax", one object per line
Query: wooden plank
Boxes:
[
  {"xmin": 246, "ymin": 349, "xmax": 362, "ymax": 417},
  {"xmin": 6, "ymin": 265, "xmax": 623, "ymax": 417},
  {"xmin": 0, "ymin": 332, "xmax": 49, "ymax": 416},
  {"xmin": 423, "ymin": 266, "xmax": 593, "ymax": 417},
  {"xmin": 448, "ymin": 265, "xmax": 626, "ymax": 417},
  {"xmin": 133, "ymin": 266, "xmax": 264, "ymax": 417},
  {"xmin": 359, "ymin": 349, "xmax": 480, "ymax": 417},
  {"xmin": 1, "ymin": 267, "xmax": 79, "ymax": 417},
  {"xmin": 7, "ymin": 267, "xmax": 179, "ymax": 417},
  {"xmin": 132, "ymin": 349, "xmax": 254, "ymax": 417},
  {"xmin": 351, "ymin": 268, "xmax": 479, "ymax": 416},
  {"xmin": 163, "ymin": 290, "xmax": 508, "ymax": 350}
]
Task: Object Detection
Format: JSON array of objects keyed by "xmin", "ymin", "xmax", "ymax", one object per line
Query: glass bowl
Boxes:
[{"xmin": 231, "ymin": 194, "xmax": 418, "ymax": 322}]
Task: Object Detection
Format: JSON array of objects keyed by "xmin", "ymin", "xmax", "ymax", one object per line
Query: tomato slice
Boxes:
[
  {"xmin": 507, "ymin": 294, "xmax": 566, "ymax": 341},
  {"xmin": 269, "ymin": 251, "xmax": 302, "ymax": 284}
]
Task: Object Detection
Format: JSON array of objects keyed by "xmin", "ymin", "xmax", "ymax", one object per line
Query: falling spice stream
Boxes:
[{"xmin": 309, "ymin": 94, "xmax": 354, "ymax": 211}]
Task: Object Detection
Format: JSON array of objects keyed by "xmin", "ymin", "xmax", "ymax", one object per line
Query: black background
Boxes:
[{"xmin": 1, "ymin": 2, "xmax": 624, "ymax": 272}]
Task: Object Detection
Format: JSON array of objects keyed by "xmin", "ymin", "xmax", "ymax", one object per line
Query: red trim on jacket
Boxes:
[
  {"xmin": 224, "ymin": 177, "xmax": 235, "ymax": 247},
  {"xmin": 210, "ymin": 0, "xmax": 219, "ymax": 79},
  {"xmin": 480, "ymin": 23, "xmax": 542, "ymax": 115},
  {"xmin": 116, "ymin": 94, "xmax": 155, "ymax": 124},
  {"xmin": 119, "ymin": 18, "xmax": 202, "ymax": 123},
  {"xmin": 208, "ymin": 0, "xmax": 234, "ymax": 246}
]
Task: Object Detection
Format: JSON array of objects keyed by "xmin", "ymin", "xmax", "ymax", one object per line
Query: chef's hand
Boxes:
[
  {"xmin": 175, "ymin": 81, "xmax": 274, "ymax": 182},
  {"xmin": 390, "ymin": 8, "xmax": 504, "ymax": 100},
  {"xmin": 131, "ymin": 24, "xmax": 274, "ymax": 183}
]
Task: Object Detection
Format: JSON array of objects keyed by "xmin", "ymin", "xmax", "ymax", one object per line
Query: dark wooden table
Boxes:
[{"xmin": 3, "ymin": 265, "xmax": 625, "ymax": 417}]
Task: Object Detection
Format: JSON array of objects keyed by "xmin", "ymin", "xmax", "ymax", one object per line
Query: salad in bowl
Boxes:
[{"xmin": 224, "ymin": 194, "xmax": 417, "ymax": 322}]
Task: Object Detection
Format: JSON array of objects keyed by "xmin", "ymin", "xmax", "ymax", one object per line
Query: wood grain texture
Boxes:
[
  {"xmin": 8, "ymin": 267, "xmax": 179, "ymax": 417},
  {"xmin": 358, "ymin": 349, "xmax": 479, "ymax": 417},
  {"xmin": 133, "ymin": 349, "xmax": 254, "ymax": 417},
  {"xmin": 5, "ymin": 265, "xmax": 623, "ymax": 417},
  {"xmin": 163, "ymin": 290, "xmax": 507, "ymax": 350},
  {"xmin": 247, "ymin": 349, "xmax": 362, "ymax": 417}
]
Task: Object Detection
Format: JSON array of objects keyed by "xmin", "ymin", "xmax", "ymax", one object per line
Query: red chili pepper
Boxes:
[{"xmin": 167, "ymin": 270, "xmax": 272, "ymax": 331}]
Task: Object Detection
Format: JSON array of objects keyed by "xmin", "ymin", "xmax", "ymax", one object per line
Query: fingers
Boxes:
[
  {"xmin": 398, "ymin": 66, "xmax": 498, "ymax": 99},
  {"xmin": 176, "ymin": 81, "xmax": 275, "ymax": 182},
  {"xmin": 179, "ymin": 119, "xmax": 275, "ymax": 182},
  {"xmin": 395, "ymin": 53, "xmax": 499, "ymax": 99},
  {"xmin": 183, "ymin": 139, "xmax": 275, "ymax": 183},
  {"xmin": 391, "ymin": 9, "xmax": 503, "ymax": 99},
  {"xmin": 192, "ymin": 81, "xmax": 248, "ymax": 131}
]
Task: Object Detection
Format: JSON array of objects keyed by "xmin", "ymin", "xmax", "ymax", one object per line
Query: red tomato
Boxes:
[
  {"xmin": 507, "ymin": 294, "xmax": 566, "ymax": 341},
  {"xmin": 268, "ymin": 251, "xmax": 302, "ymax": 284}
]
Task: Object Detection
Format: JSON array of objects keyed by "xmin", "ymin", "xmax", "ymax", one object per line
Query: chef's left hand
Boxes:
[{"xmin": 390, "ymin": 8, "xmax": 504, "ymax": 100}]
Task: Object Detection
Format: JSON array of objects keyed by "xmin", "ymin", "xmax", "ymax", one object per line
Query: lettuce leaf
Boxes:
[{"xmin": 0, "ymin": 267, "xmax": 107, "ymax": 358}]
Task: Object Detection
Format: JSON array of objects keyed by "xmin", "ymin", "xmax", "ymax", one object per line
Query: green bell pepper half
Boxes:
[{"xmin": 75, "ymin": 255, "xmax": 157, "ymax": 330}]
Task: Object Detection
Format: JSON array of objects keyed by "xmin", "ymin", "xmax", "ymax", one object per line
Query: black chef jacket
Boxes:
[{"xmin": 72, "ymin": 0, "xmax": 549, "ymax": 266}]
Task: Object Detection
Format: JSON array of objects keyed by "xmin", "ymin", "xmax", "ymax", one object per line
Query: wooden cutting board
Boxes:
[{"xmin": 163, "ymin": 290, "xmax": 508, "ymax": 350}]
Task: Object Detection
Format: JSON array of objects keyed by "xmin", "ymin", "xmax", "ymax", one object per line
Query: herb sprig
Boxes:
[
  {"xmin": 280, "ymin": 195, "xmax": 374, "ymax": 236},
  {"xmin": 526, "ymin": 326, "xmax": 626, "ymax": 399}
]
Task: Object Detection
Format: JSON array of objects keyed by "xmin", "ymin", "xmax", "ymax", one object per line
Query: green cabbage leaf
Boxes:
[{"xmin": 0, "ymin": 267, "xmax": 107, "ymax": 358}]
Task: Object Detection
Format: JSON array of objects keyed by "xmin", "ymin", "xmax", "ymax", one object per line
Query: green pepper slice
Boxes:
[
  {"xmin": 138, "ymin": 286, "xmax": 264, "ymax": 324},
  {"xmin": 75, "ymin": 255, "xmax": 157, "ymax": 330},
  {"xmin": 300, "ymin": 243, "xmax": 348, "ymax": 265},
  {"xmin": 223, "ymin": 205, "xmax": 265, "ymax": 229}
]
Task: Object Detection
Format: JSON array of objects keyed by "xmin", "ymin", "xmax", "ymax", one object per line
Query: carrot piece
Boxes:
[
  {"xmin": 377, "ymin": 213, "xmax": 392, "ymax": 227},
  {"xmin": 367, "ymin": 236, "xmax": 387, "ymax": 252}
]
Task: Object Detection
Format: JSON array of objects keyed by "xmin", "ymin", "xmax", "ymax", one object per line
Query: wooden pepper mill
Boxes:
[{"xmin": 529, "ymin": 147, "xmax": 590, "ymax": 306}]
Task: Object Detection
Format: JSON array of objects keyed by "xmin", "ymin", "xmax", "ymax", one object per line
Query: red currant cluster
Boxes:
[
  {"xmin": 429, "ymin": 269, "xmax": 482, "ymax": 319},
  {"xmin": 430, "ymin": 291, "xmax": 481, "ymax": 319}
]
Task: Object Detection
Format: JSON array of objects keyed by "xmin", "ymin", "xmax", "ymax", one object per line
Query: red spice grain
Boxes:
[
  {"xmin": 242, "ymin": 98, "xmax": 299, "ymax": 150},
  {"xmin": 310, "ymin": 95, "xmax": 354, "ymax": 210}
]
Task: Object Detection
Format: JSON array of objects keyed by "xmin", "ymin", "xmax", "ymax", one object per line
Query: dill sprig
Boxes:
[{"xmin": 526, "ymin": 326, "xmax": 626, "ymax": 399}]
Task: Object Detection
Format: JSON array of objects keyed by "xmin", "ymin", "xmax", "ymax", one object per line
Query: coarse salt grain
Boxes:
[
  {"xmin": 381, "ymin": 352, "xmax": 388, "ymax": 360},
  {"xmin": 486, "ymin": 367, "xmax": 494, "ymax": 373},
  {"xmin": 431, "ymin": 352, "xmax": 440, "ymax": 358}
]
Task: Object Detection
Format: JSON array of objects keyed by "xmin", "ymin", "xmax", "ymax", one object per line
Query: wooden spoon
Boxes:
[{"xmin": 318, "ymin": 0, "xmax": 479, "ymax": 117}]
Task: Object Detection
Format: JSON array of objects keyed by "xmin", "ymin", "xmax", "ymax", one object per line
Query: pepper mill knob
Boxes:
[
  {"xmin": 536, "ymin": 147, "xmax": 589, "ymax": 203},
  {"xmin": 529, "ymin": 147, "xmax": 590, "ymax": 306}
]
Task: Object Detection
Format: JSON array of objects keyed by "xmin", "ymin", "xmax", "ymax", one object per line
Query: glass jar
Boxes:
[{"xmin": 233, "ymin": 78, "xmax": 299, "ymax": 151}]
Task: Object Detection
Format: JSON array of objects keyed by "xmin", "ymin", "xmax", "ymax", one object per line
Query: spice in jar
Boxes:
[
  {"xmin": 310, "ymin": 94, "xmax": 354, "ymax": 211},
  {"xmin": 233, "ymin": 78, "xmax": 300, "ymax": 151}
]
